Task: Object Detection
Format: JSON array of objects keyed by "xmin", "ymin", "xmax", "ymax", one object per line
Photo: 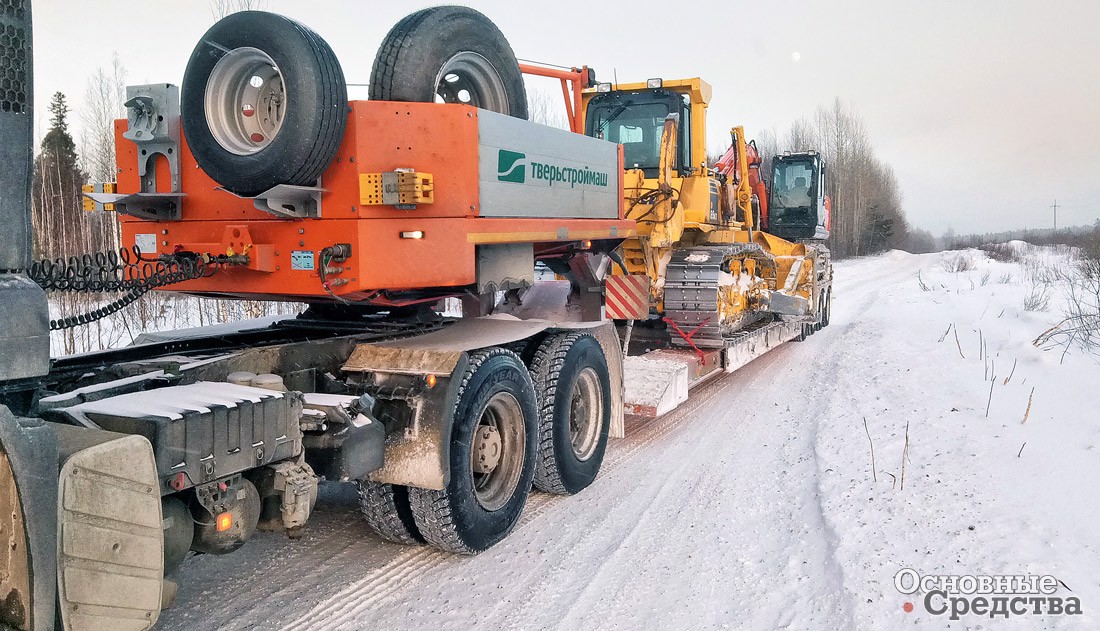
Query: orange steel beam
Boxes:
[{"xmin": 519, "ymin": 63, "xmax": 590, "ymax": 135}]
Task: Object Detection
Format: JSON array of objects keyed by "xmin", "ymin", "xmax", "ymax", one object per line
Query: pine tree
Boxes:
[{"xmin": 32, "ymin": 92, "xmax": 87, "ymax": 258}]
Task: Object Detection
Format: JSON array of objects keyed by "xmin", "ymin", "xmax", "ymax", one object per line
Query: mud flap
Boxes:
[{"xmin": 53, "ymin": 424, "xmax": 163, "ymax": 631}]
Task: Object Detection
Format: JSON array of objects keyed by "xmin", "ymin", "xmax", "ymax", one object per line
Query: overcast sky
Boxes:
[{"xmin": 31, "ymin": 0, "xmax": 1100, "ymax": 235}]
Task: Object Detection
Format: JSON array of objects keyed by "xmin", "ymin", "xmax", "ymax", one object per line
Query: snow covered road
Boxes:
[{"xmin": 157, "ymin": 249, "xmax": 1098, "ymax": 630}]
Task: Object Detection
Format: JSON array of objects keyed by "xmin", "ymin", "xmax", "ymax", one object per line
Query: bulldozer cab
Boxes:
[
  {"xmin": 585, "ymin": 89, "xmax": 691, "ymax": 178},
  {"xmin": 582, "ymin": 78, "xmax": 710, "ymax": 178},
  {"xmin": 581, "ymin": 78, "xmax": 721, "ymax": 235},
  {"xmin": 769, "ymin": 152, "xmax": 830, "ymax": 241}
]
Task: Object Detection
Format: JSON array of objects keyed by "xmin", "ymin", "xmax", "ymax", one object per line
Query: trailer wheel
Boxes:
[
  {"xmin": 369, "ymin": 6, "xmax": 528, "ymax": 119},
  {"xmin": 529, "ymin": 333, "xmax": 610, "ymax": 495},
  {"xmin": 813, "ymin": 291, "xmax": 825, "ymax": 332},
  {"xmin": 181, "ymin": 11, "xmax": 348, "ymax": 196},
  {"xmin": 408, "ymin": 348, "xmax": 537, "ymax": 554},
  {"xmin": 794, "ymin": 323, "xmax": 807, "ymax": 342},
  {"xmin": 357, "ymin": 481, "xmax": 424, "ymax": 545}
]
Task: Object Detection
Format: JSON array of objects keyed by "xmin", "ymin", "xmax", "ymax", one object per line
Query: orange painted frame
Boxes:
[
  {"xmin": 517, "ymin": 63, "xmax": 590, "ymax": 134},
  {"xmin": 117, "ymin": 100, "xmax": 632, "ymax": 301}
]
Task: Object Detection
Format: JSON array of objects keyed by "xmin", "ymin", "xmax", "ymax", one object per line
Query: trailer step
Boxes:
[
  {"xmin": 622, "ymin": 355, "xmax": 689, "ymax": 418},
  {"xmin": 622, "ymin": 318, "xmax": 802, "ymax": 418}
]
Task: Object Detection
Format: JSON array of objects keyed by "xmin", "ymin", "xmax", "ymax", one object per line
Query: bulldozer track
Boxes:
[{"xmin": 663, "ymin": 243, "xmax": 767, "ymax": 348}]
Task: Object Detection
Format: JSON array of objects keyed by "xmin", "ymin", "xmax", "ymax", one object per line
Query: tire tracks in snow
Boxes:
[
  {"xmin": 280, "ymin": 258, "xmax": 917, "ymax": 631},
  {"xmin": 795, "ymin": 254, "xmax": 920, "ymax": 629},
  {"xmin": 278, "ymin": 369, "xmax": 738, "ymax": 630}
]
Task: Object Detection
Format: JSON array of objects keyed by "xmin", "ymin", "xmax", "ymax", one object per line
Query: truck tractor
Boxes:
[{"xmin": 0, "ymin": 5, "xmax": 832, "ymax": 630}]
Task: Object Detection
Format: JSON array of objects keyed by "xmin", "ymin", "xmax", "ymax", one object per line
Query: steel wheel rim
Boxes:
[
  {"xmin": 469, "ymin": 391, "xmax": 525, "ymax": 511},
  {"xmin": 434, "ymin": 51, "xmax": 509, "ymax": 113},
  {"xmin": 204, "ymin": 47, "xmax": 287, "ymax": 156},
  {"xmin": 568, "ymin": 367, "xmax": 603, "ymax": 462}
]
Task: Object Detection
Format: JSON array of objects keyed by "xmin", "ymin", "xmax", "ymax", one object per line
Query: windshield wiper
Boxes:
[{"xmin": 598, "ymin": 102, "xmax": 631, "ymax": 136}]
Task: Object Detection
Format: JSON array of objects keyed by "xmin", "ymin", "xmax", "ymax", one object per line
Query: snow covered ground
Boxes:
[
  {"xmin": 153, "ymin": 247, "xmax": 1099, "ymax": 630},
  {"xmin": 47, "ymin": 292, "xmax": 301, "ymax": 356}
]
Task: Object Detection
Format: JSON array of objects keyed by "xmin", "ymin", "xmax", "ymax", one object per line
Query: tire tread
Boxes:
[
  {"xmin": 407, "ymin": 347, "xmax": 534, "ymax": 554},
  {"xmin": 357, "ymin": 480, "xmax": 423, "ymax": 545},
  {"xmin": 367, "ymin": 6, "xmax": 528, "ymax": 119},
  {"xmin": 528, "ymin": 332, "xmax": 586, "ymax": 494}
]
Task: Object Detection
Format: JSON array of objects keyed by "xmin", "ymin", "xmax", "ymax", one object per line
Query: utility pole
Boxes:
[{"xmin": 1051, "ymin": 199, "xmax": 1059, "ymax": 230}]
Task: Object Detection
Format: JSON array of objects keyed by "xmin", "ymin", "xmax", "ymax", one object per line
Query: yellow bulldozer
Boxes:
[{"xmin": 580, "ymin": 77, "xmax": 833, "ymax": 347}]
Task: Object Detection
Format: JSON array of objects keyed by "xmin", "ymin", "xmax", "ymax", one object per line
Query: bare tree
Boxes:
[
  {"xmin": 81, "ymin": 53, "xmax": 126, "ymax": 183},
  {"xmin": 79, "ymin": 53, "xmax": 126, "ymax": 253},
  {"xmin": 210, "ymin": 0, "xmax": 268, "ymax": 20},
  {"xmin": 768, "ymin": 98, "xmax": 913, "ymax": 257},
  {"xmin": 754, "ymin": 127, "xmax": 778, "ymax": 179},
  {"xmin": 785, "ymin": 117, "xmax": 818, "ymax": 153},
  {"xmin": 33, "ymin": 92, "xmax": 87, "ymax": 259},
  {"xmin": 526, "ymin": 87, "xmax": 569, "ymax": 130}
]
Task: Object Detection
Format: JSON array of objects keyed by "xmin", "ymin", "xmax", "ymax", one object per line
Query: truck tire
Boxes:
[
  {"xmin": 794, "ymin": 323, "xmax": 807, "ymax": 342},
  {"xmin": 181, "ymin": 11, "xmax": 348, "ymax": 196},
  {"xmin": 813, "ymin": 291, "xmax": 824, "ymax": 332},
  {"xmin": 408, "ymin": 348, "xmax": 537, "ymax": 554},
  {"xmin": 369, "ymin": 6, "xmax": 528, "ymax": 119},
  {"xmin": 823, "ymin": 288, "xmax": 832, "ymax": 327},
  {"xmin": 529, "ymin": 333, "xmax": 610, "ymax": 495},
  {"xmin": 357, "ymin": 481, "xmax": 424, "ymax": 545},
  {"xmin": 162, "ymin": 496, "xmax": 194, "ymax": 575}
]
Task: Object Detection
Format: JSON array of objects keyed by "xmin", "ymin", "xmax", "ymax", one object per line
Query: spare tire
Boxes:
[
  {"xmin": 181, "ymin": 11, "xmax": 347, "ymax": 197},
  {"xmin": 369, "ymin": 6, "xmax": 528, "ymax": 119}
]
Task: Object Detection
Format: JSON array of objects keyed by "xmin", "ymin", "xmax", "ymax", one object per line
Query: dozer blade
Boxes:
[{"xmin": 759, "ymin": 290, "xmax": 810, "ymax": 316}]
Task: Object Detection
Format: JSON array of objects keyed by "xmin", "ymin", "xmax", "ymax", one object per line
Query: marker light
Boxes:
[
  {"xmin": 400, "ymin": 231, "xmax": 425, "ymax": 239},
  {"xmin": 596, "ymin": 82, "xmax": 612, "ymax": 93},
  {"xmin": 425, "ymin": 374, "xmax": 437, "ymax": 389},
  {"xmin": 216, "ymin": 513, "xmax": 233, "ymax": 532},
  {"xmin": 647, "ymin": 78, "xmax": 663, "ymax": 89}
]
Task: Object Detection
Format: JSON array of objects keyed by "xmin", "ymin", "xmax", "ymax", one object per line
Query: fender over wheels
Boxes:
[
  {"xmin": 369, "ymin": 6, "xmax": 528, "ymax": 119},
  {"xmin": 529, "ymin": 333, "xmax": 611, "ymax": 495},
  {"xmin": 181, "ymin": 11, "xmax": 348, "ymax": 196},
  {"xmin": 357, "ymin": 480, "xmax": 424, "ymax": 545},
  {"xmin": 408, "ymin": 348, "xmax": 538, "ymax": 554}
]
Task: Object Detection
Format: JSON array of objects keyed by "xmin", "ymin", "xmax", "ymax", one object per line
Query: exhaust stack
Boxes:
[{"xmin": 0, "ymin": 0, "xmax": 49, "ymax": 383}]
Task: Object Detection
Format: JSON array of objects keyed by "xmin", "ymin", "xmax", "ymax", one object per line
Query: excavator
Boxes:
[{"xmin": 582, "ymin": 78, "xmax": 833, "ymax": 348}]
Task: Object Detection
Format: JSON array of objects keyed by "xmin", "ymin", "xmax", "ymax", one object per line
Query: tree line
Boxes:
[
  {"xmin": 752, "ymin": 99, "xmax": 936, "ymax": 258},
  {"xmin": 32, "ymin": 90, "xmax": 121, "ymax": 261}
]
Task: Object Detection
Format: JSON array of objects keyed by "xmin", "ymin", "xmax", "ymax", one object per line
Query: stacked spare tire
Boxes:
[{"xmin": 181, "ymin": 6, "xmax": 528, "ymax": 196}]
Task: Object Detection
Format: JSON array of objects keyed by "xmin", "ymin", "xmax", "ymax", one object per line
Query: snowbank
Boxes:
[{"xmin": 815, "ymin": 246, "xmax": 1099, "ymax": 628}]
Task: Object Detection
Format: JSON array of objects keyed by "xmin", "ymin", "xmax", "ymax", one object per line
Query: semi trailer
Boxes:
[{"xmin": 0, "ymin": 5, "xmax": 832, "ymax": 630}]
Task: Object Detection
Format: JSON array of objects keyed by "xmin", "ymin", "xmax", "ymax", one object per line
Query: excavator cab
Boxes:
[{"xmin": 768, "ymin": 152, "xmax": 831, "ymax": 241}]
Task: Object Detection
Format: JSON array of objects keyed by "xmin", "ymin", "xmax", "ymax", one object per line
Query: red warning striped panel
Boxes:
[{"xmin": 605, "ymin": 275, "xmax": 650, "ymax": 320}]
